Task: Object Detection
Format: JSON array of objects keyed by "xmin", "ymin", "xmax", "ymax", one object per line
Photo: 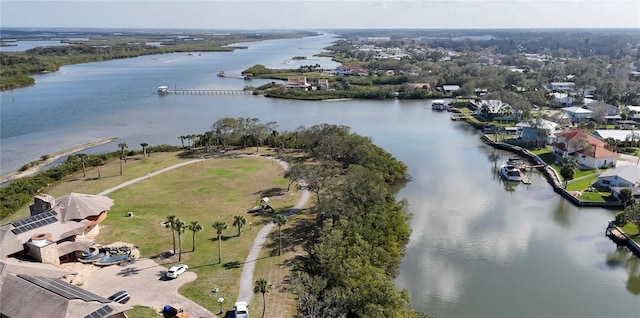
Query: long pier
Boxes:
[{"xmin": 160, "ymin": 89, "xmax": 253, "ymax": 95}]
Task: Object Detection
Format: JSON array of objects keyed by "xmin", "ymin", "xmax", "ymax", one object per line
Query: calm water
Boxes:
[
  {"xmin": 0, "ymin": 40, "xmax": 70, "ymax": 52},
  {"xmin": 1, "ymin": 33, "xmax": 638, "ymax": 317}
]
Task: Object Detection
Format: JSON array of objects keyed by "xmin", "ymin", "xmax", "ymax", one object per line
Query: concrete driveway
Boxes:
[{"xmin": 82, "ymin": 258, "xmax": 217, "ymax": 318}]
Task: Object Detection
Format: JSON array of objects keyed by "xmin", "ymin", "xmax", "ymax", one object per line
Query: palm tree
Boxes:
[
  {"xmin": 166, "ymin": 215, "xmax": 177, "ymax": 255},
  {"xmin": 118, "ymin": 142, "xmax": 128, "ymax": 161},
  {"xmin": 174, "ymin": 218, "xmax": 186, "ymax": 262},
  {"xmin": 253, "ymin": 277, "xmax": 272, "ymax": 318},
  {"xmin": 272, "ymin": 214, "xmax": 287, "ymax": 256},
  {"xmin": 179, "ymin": 135, "xmax": 186, "ymax": 148},
  {"xmin": 233, "ymin": 215, "xmax": 246, "ymax": 237},
  {"xmin": 140, "ymin": 142, "xmax": 148, "ymax": 158},
  {"xmin": 78, "ymin": 153, "xmax": 87, "ymax": 177},
  {"xmin": 188, "ymin": 221, "xmax": 203, "ymax": 252},
  {"xmin": 212, "ymin": 221, "xmax": 227, "ymax": 264}
]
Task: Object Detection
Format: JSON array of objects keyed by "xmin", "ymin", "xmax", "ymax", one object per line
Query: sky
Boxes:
[{"xmin": 1, "ymin": 0, "xmax": 639, "ymax": 30}]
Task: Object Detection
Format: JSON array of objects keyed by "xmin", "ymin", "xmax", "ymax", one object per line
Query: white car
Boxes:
[
  {"xmin": 234, "ymin": 301, "xmax": 249, "ymax": 318},
  {"xmin": 166, "ymin": 264, "xmax": 188, "ymax": 279}
]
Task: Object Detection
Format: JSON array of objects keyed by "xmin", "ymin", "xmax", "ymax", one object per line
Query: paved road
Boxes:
[
  {"xmin": 235, "ymin": 155, "xmax": 310, "ymax": 304},
  {"xmin": 83, "ymin": 259, "xmax": 216, "ymax": 318}
]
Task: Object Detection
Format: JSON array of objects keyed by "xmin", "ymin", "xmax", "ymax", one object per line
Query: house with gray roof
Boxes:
[
  {"xmin": 584, "ymin": 101, "xmax": 621, "ymax": 124},
  {"xmin": 561, "ymin": 106, "xmax": 592, "ymax": 124},
  {"xmin": 0, "ymin": 193, "xmax": 129, "ymax": 318},
  {"xmin": 597, "ymin": 165, "xmax": 640, "ymax": 188}
]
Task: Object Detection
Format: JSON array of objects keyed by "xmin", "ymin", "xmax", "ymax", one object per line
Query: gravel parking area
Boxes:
[{"xmin": 81, "ymin": 258, "xmax": 217, "ymax": 318}]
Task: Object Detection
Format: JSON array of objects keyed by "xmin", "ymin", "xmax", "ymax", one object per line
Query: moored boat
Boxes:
[
  {"xmin": 500, "ymin": 163, "xmax": 522, "ymax": 182},
  {"xmin": 431, "ymin": 100, "xmax": 446, "ymax": 110}
]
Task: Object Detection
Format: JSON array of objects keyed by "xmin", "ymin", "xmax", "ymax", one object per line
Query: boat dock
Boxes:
[
  {"xmin": 606, "ymin": 221, "xmax": 640, "ymax": 258},
  {"xmin": 217, "ymin": 71, "xmax": 253, "ymax": 80},
  {"xmin": 450, "ymin": 113, "xmax": 468, "ymax": 121},
  {"xmin": 519, "ymin": 170, "xmax": 531, "ymax": 184}
]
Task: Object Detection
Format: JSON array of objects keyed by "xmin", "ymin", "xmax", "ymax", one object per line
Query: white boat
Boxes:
[
  {"xmin": 157, "ymin": 85, "xmax": 169, "ymax": 95},
  {"xmin": 500, "ymin": 163, "xmax": 522, "ymax": 182},
  {"xmin": 431, "ymin": 100, "xmax": 446, "ymax": 110}
]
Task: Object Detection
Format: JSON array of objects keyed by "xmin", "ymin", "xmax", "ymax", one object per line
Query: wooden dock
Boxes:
[
  {"xmin": 217, "ymin": 71, "xmax": 253, "ymax": 80},
  {"xmin": 606, "ymin": 224, "xmax": 628, "ymax": 244},
  {"xmin": 519, "ymin": 170, "xmax": 531, "ymax": 184}
]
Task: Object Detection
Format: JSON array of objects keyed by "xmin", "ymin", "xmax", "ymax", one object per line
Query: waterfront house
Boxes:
[
  {"xmin": 285, "ymin": 76, "xmax": 311, "ymax": 90},
  {"xmin": 515, "ymin": 118, "xmax": 559, "ymax": 144},
  {"xmin": 334, "ymin": 64, "xmax": 369, "ymax": 76},
  {"xmin": 0, "ymin": 193, "xmax": 131, "ymax": 318},
  {"xmin": 475, "ymin": 100, "xmax": 513, "ymax": 121},
  {"xmin": 441, "ymin": 84, "xmax": 461, "ymax": 95},
  {"xmin": 552, "ymin": 129, "xmax": 617, "ymax": 169},
  {"xmin": 597, "ymin": 165, "xmax": 640, "ymax": 188},
  {"xmin": 561, "ymin": 106, "xmax": 592, "ymax": 124}
]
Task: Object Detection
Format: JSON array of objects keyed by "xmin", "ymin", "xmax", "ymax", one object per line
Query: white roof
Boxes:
[
  {"xmin": 593, "ymin": 129, "xmax": 636, "ymax": 141},
  {"xmin": 516, "ymin": 118, "xmax": 558, "ymax": 131},
  {"xmin": 562, "ymin": 106, "xmax": 592, "ymax": 114},
  {"xmin": 625, "ymin": 105, "xmax": 640, "ymax": 112}
]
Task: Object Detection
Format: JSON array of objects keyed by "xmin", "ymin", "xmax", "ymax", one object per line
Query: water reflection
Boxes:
[
  {"xmin": 606, "ymin": 247, "xmax": 640, "ymax": 295},
  {"xmin": 552, "ymin": 196, "xmax": 573, "ymax": 228}
]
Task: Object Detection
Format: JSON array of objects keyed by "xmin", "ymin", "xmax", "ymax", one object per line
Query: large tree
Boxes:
[
  {"xmin": 254, "ymin": 277, "xmax": 272, "ymax": 318},
  {"xmin": 212, "ymin": 221, "xmax": 227, "ymax": 264},
  {"xmin": 188, "ymin": 220, "xmax": 203, "ymax": 252},
  {"xmin": 211, "ymin": 118, "xmax": 238, "ymax": 151}
]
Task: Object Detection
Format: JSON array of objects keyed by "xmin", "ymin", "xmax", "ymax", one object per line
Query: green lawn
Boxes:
[{"xmin": 7, "ymin": 150, "xmax": 304, "ymax": 317}]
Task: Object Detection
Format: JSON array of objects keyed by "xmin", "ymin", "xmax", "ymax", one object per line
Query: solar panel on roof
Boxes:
[
  {"xmin": 18, "ymin": 275, "xmax": 111, "ymax": 304},
  {"xmin": 11, "ymin": 211, "xmax": 59, "ymax": 235},
  {"xmin": 83, "ymin": 305, "xmax": 114, "ymax": 318}
]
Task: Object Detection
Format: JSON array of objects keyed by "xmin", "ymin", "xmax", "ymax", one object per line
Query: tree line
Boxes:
[{"xmin": 275, "ymin": 124, "xmax": 421, "ymax": 317}]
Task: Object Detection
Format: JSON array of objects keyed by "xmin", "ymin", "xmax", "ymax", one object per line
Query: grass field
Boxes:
[{"xmin": 3, "ymin": 149, "xmax": 309, "ymax": 317}]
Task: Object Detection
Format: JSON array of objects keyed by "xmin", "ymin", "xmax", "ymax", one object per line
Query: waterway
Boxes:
[{"xmin": 0, "ymin": 32, "xmax": 638, "ymax": 317}]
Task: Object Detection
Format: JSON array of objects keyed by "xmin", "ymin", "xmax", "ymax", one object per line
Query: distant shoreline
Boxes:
[{"xmin": 0, "ymin": 137, "xmax": 117, "ymax": 183}]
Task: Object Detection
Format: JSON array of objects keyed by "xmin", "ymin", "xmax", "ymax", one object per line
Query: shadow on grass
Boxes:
[
  {"xmin": 264, "ymin": 212, "xmax": 315, "ymax": 257},
  {"xmin": 208, "ymin": 235, "xmax": 234, "ymax": 242},
  {"xmin": 253, "ymin": 187, "xmax": 286, "ymax": 198},
  {"xmin": 222, "ymin": 261, "xmax": 241, "ymax": 269},
  {"xmin": 190, "ymin": 255, "xmax": 273, "ymax": 270}
]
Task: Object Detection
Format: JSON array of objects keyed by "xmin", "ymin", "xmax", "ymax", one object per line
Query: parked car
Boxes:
[
  {"xmin": 234, "ymin": 301, "xmax": 249, "ymax": 318},
  {"xmin": 166, "ymin": 264, "xmax": 188, "ymax": 279},
  {"xmin": 107, "ymin": 290, "xmax": 130, "ymax": 304}
]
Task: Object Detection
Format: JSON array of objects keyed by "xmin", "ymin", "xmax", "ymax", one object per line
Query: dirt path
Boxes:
[{"xmin": 0, "ymin": 137, "xmax": 116, "ymax": 183}]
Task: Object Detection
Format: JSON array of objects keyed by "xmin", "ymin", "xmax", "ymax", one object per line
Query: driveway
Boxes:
[{"xmin": 82, "ymin": 258, "xmax": 216, "ymax": 318}]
